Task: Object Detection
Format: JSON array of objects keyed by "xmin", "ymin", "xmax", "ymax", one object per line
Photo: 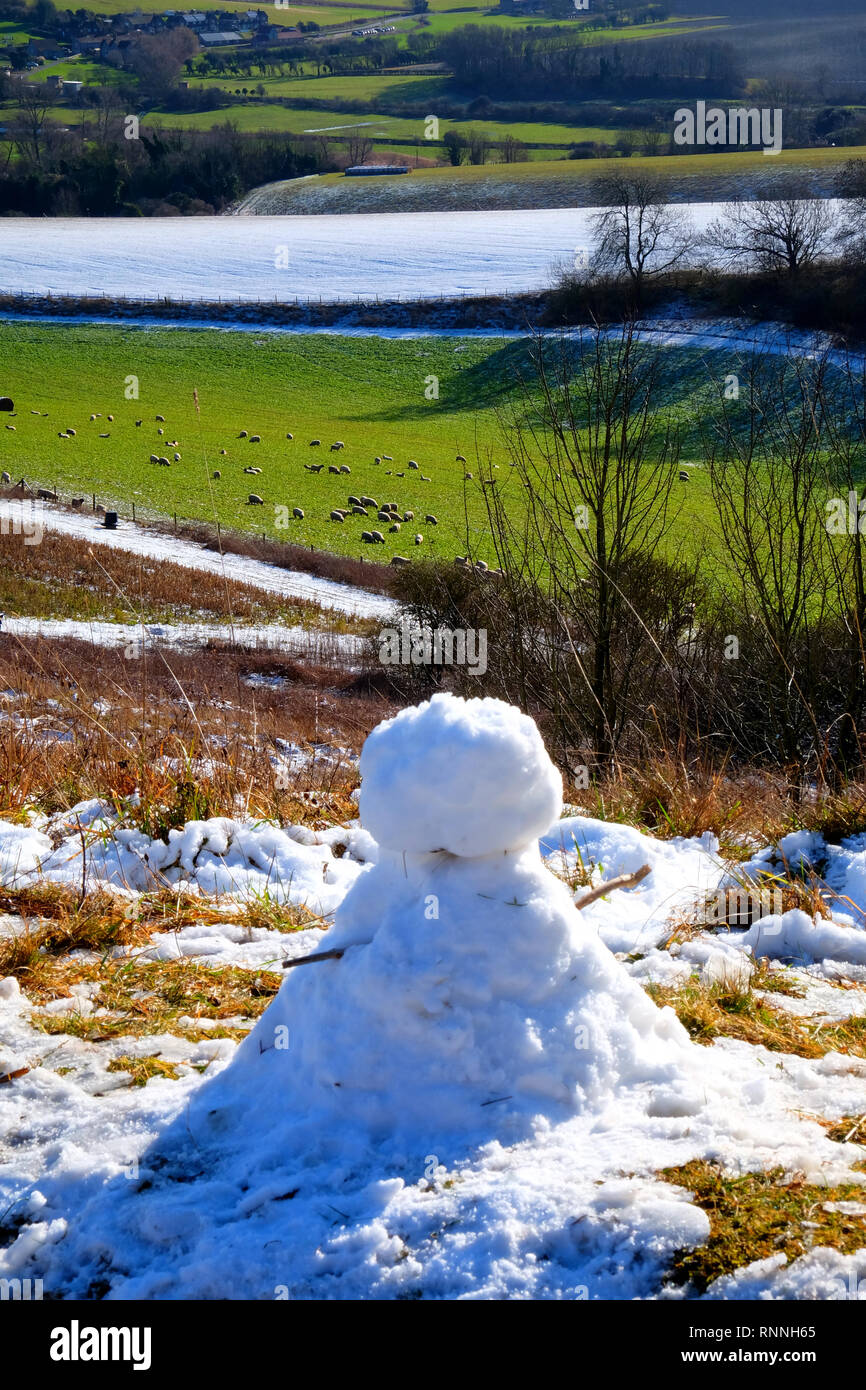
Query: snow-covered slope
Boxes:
[{"xmin": 1, "ymin": 694, "xmax": 865, "ymax": 1301}]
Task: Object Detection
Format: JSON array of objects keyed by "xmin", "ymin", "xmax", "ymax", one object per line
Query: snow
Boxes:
[
  {"xmin": 1, "ymin": 614, "xmax": 364, "ymax": 663},
  {"xmin": 2, "ymin": 203, "xmax": 847, "ymax": 305},
  {"xmin": 358, "ymin": 692, "xmax": 563, "ymax": 856},
  {"xmin": 1, "ymin": 695, "xmax": 866, "ymax": 1300},
  {"xmin": 0, "ymin": 501, "xmax": 397, "ymax": 620}
]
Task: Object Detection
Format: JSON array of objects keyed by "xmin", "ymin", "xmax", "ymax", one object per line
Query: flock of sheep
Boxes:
[{"xmin": 2, "ymin": 409, "xmax": 507, "ymax": 572}]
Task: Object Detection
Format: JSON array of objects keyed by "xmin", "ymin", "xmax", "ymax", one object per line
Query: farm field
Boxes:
[
  {"xmin": 238, "ymin": 144, "xmax": 866, "ymax": 212},
  {"xmin": 0, "ymin": 319, "xmax": 756, "ymax": 569},
  {"xmin": 148, "ymin": 100, "xmax": 616, "ymax": 147}
]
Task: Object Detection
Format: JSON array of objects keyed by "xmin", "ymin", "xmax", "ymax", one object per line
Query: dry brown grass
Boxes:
[
  {"xmin": 25, "ymin": 953, "xmax": 284, "ymax": 1042},
  {"xmin": 0, "ymin": 528, "xmax": 371, "ymax": 634},
  {"xmin": 646, "ymin": 974, "xmax": 866, "ymax": 1060},
  {"xmin": 0, "ymin": 630, "xmax": 392, "ymax": 823}
]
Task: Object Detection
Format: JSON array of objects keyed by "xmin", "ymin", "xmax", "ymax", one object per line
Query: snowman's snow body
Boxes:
[{"xmin": 218, "ymin": 693, "xmax": 697, "ymax": 1149}]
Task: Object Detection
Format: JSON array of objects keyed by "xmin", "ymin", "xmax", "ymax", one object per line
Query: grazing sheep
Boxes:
[
  {"xmin": 107, "ymin": 414, "xmax": 114, "ymax": 422},
  {"xmin": 374, "ymin": 456, "xmax": 381, "ymax": 464},
  {"xmin": 71, "ymin": 498, "xmax": 84, "ymax": 509},
  {"xmin": 425, "ymin": 514, "xmax": 438, "ymax": 525},
  {"xmin": 247, "ymin": 493, "xmax": 264, "ymax": 505},
  {"xmin": 36, "ymin": 488, "xmax": 57, "ymax": 501},
  {"xmin": 158, "ymin": 458, "xmax": 170, "ymax": 467},
  {"xmin": 475, "ymin": 560, "xmax": 489, "ymax": 573},
  {"xmin": 385, "ymin": 471, "xmax": 392, "ymax": 476},
  {"xmin": 174, "ymin": 453, "xmax": 181, "ymax": 462},
  {"xmin": 66, "ymin": 428, "xmax": 76, "ymax": 437},
  {"xmin": 386, "ymin": 502, "xmax": 399, "ymax": 512},
  {"xmin": 456, "ymin": 453, "xmax": 466, "ymax": 463},
  {"xmin": 99, "ymin": 432, "xmax": 110, "ymax": 438},
  {"xmin": 156, "ymin": 415, "xmax": 165, "ymax": 423},
  {"xmin": 330, "ymin": 510, "xmax": 346, "ymax": 522},
  {"xmin": 249, "ymin": 435, "xmax": 261, "ymax": 444},
  {"xmin": 421, "ymin": 475, "xmax": 431, "ymax": 482},
  {"xmin": 5, "ymin": 425, "xmax": 15, "ymax": 431},
  {"xmin": 58, "ymin": 432, "xmax": 68, "ymax": 439},
  {"xmin": 407, "ymin": 460, "xmax": 419, "ymax": 470},
  {"xmin": 391, "ymin": 555, "xmax": 410, "ymax": 566},
  {"xmin": 150, "ymin": 454, "xmax": 159, "ymax": 463},
  {"xmin": 328, "ymin": 465, "xmax": 341, "ymax": 475},
  {"xmin": 370, "ymin": 530, "xmax": 385, "ymax": 544},
  {"xmin": 352, "ymin": 505, "xmax": 369, "ymax": 516},
  {"xmin": 361, "ymin": 531, "xmax": 373, "ymax": 543},
  {"xmin": 135, "ymin": 420, "xmax": 142, "ymax": 427},
  {"xmin": 219, "ymin": 449, "xmax": 228, "ymax": 456},
  {"xmin": 414, "ymin": 533, "xmax": 422, "ymax": 545},
  {"xmin": 347, "ymin": 495, "xmax": 361, "ymax": 506},
  {"xmin": 286, "ymin": 432, "xmax": 293, "ymax": 441},
  {"xmin": 293, "ymin": 507, "xmax": 304, "ymax": 519},
  {"xmin": 340, "ymin": 464, "xmax": 351, "ymax": 475},
  {"xmin": 0, "ymin": 471, "xmax": 10, "ymax": 484},
  {"xmin": 403, "ymin": 510, "xmax": 414, "ymax": 521},
  {"xmin": 330, "ymin": 441, "xmax": 344, "ymax": 451},
  {"xmin": 382, "ymin": 454, "xmax": 393, "ymax": 461},
  {"xmin": 464, "ymin": 472, "xmax": 473, "ymax": 480},
  {"xmin": 377, "ymin": 510, "xmax": 391, "ymax": 522},
  {"xmin": 678, "ymin": 471, "xmax": 690, "ymax": 482},
  {"xmin": 243, "ymin": 466, "xmax": 262, "ymax": 475},
  {"xmin": 455, "ymin": 556, "xmax": 469, "ymax": 568},
  {"xmin": 30, "ymin": 410, "xmax": 40, "ymax": 416},
  {"xmin": 157, "ymin": 428, "xmax": 164, "ymax": 436},
  {"xmin": 389, "ymin": 523, "xmax": 401, "ymax": 533},
  {"xmin": 309, "ymin": 439, "xmax": 321, "ymax": 447},
  {"xmin": 213, "ymin": 470, "xmax": 221, "ymax": 480},
  {"xmin": 396, "ymin": 472, "xmax": 405, "ymax": 478},
  {"xmin": 309, "ymin": 463, "xmax": 324, "ymax": 474},
  {"xmin": 90, "ymin": 413, "xmax": 97, "ymax": 421},
  {"xmin": 360, "ymin": 496, "xmax": 377, "ymax": 508}
]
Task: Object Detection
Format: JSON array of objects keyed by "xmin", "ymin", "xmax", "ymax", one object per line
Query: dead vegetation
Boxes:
[
  {"xmin": 646, "ymin": 973, "xmax": 866, "ymax": 1060},
  {"xmin": 662, "ymin": 1161, "xmax": 866, "ymax": 1295}
]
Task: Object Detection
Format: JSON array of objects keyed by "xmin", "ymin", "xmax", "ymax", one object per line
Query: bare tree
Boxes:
[
  {"xmin": 703, "ymin": 188, "xmax": 837, "ymax": 277},
  {"xmin": 345, "ymin": 134, "xmax": 373, "ymax": 166},
  {"xmin": 589, "ymin": 173, "xmax": 697, "ymax": 305},
  {"xmin": 472, "ymin": 325, "xmax": 688, "ymax": 774},
  {"xmin": 705, "ymin": 349, "xmax": 833, "ymax": 778}
]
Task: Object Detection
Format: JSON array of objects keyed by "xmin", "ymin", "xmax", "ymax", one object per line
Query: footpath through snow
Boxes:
[
  {"xmin": 1, "ymin": 694, "xmax": 866, "ymax": 1300},
  {"xmin": 0, "ymin": 501, "xmax": 396, "ymax": 622}
]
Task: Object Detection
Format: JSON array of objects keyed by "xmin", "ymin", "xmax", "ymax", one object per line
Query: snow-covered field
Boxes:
[
  {"xmin": 1, "ymin": 203, "xmax": 831, "ymax": 304},
  {"xmin": 1, "ymin": 694, "xmax": 865, "ymax": 1301},
  {"xmin": 0, "ymin": 501, "xmax": 396, "ymax": 621}
]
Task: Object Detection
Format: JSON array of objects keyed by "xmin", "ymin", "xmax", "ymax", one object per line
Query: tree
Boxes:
[
  {"xmin": 442, "ymin": 130, "xmax": 468, "ymax": 166},
  {"xmin": 703, "ymin": 188, "xmax": 837, "ymax": 277},
  {"xmin": 589, "ymin": 173, "xmax": 697, "ymax": 304},
  {"xmin": 475, "ymin": 326, "xmax": 686, "ymax": 773},
  {"xmin": 501, "ymin": 132, "xmax": 525, "ymax": 164},
  {"xmin": 346, "ymin": 133, "xmax": 373, "ymax": 166}
]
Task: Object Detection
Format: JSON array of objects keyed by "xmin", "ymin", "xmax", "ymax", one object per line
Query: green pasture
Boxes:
[{"xmin": 0, "ymin": 320, "xmax": 780, "ymax": 569}]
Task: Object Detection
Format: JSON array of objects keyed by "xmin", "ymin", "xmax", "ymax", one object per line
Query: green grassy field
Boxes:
[{"xmin": 0, "ymin": 321, "xmax": 733, "ymax": 567}]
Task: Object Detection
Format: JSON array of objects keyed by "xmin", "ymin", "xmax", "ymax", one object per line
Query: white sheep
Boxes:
[
  {"xmin": 293, "ymin": 507, "xmax": 304, "ymax": 519},
  {"xmin": 247, "ymin": 493, "xmax": 264, "ymax": 505},
  {"xmin": 425, "ymin": 513, "xmax": 438, "ymax": 525}
]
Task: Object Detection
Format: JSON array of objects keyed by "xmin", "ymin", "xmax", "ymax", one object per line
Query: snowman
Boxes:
[{"xmin": 208, "ymin": 693, "xmax": 696, "ymax": 1154}]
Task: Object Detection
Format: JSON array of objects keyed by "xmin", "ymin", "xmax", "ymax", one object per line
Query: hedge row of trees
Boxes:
[{"xmin": 0, "ymin": 103, "xmax": 324, "ymax": 215}]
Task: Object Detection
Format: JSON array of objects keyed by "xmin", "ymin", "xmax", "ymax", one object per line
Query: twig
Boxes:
[
  {"xmin": 574, "ymin": 863, "xmax": 651, "ymax": 911},
  {"xmin": 282, "ymin": 946, "xmax": 347, "ymax": 969}
]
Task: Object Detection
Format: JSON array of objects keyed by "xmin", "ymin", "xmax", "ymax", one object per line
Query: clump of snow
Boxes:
[
  {"xmin": 358, "ymin": 692, "xmax": 563, "ymax": 857},
  {"xmin": 198, "ymin": 693, "xmax": 696, "ymax": 1148}
]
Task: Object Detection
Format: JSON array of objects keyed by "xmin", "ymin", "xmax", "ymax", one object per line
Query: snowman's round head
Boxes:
[{"xmin": 358, "ymin": 692, "xmax": 562, "ymax": 857}]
